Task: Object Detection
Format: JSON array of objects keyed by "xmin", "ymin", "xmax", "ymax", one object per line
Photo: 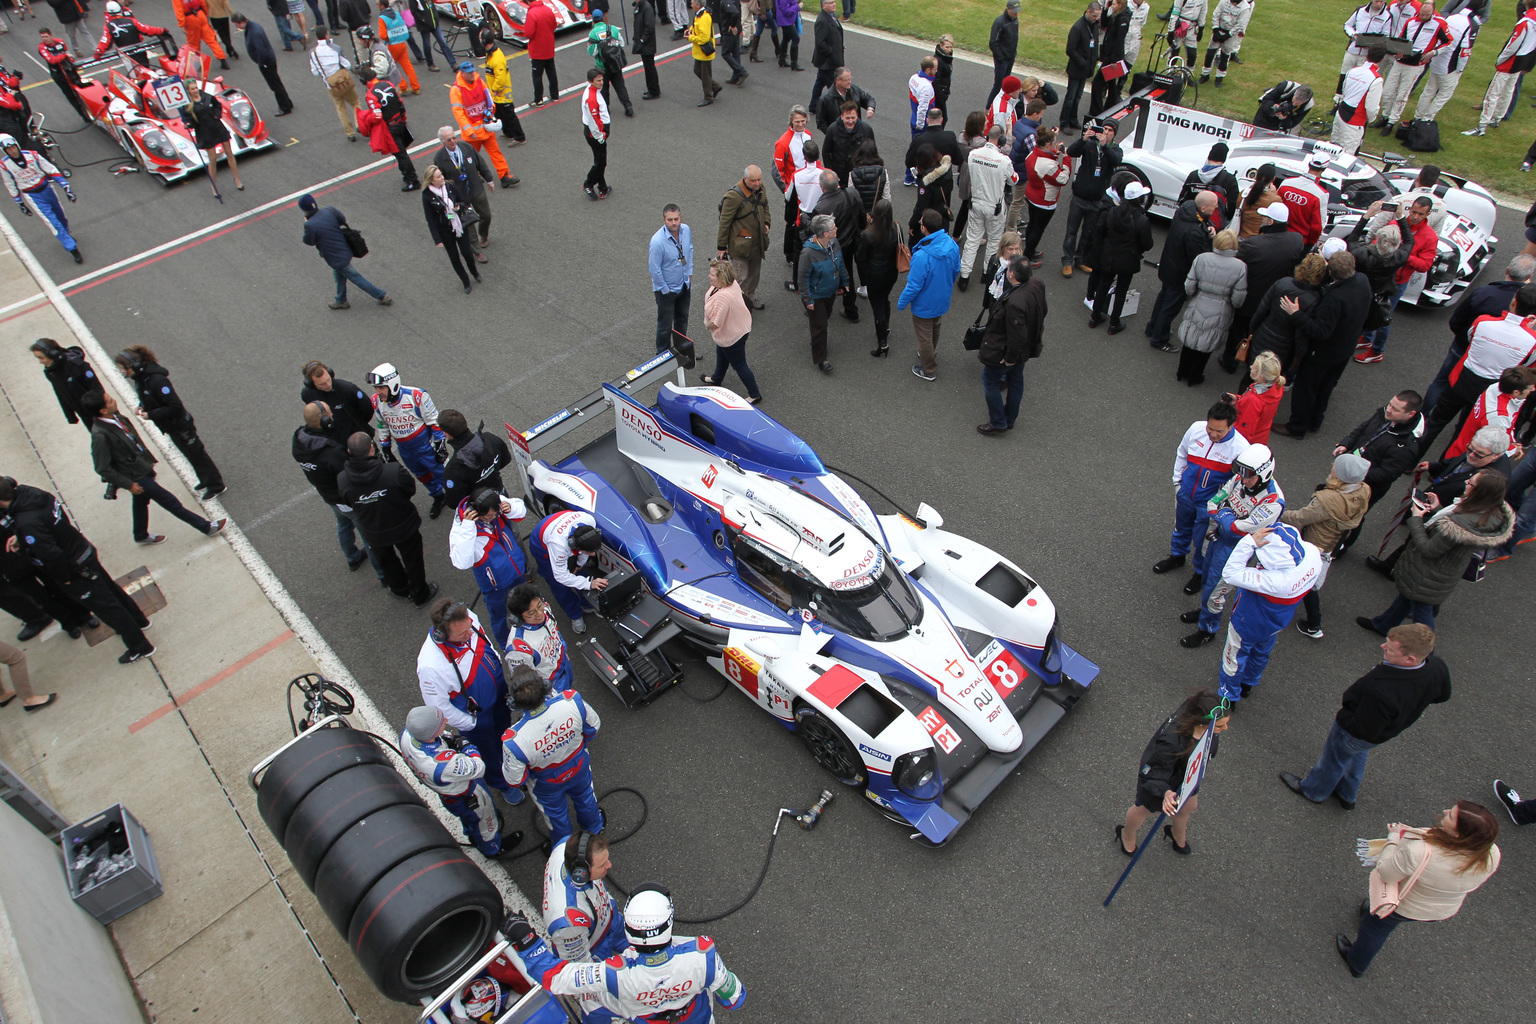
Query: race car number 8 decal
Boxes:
[{"xmin": 983, "ymin": 647, "xmax": 1028, "ymax": 698}]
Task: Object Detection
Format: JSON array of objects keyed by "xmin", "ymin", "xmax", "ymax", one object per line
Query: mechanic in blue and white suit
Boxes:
[
  {"xmin": 502, "ymin": 886, "xmax": 746, "ymax": 1024},
  {"xmin": 1217, "ymin": 524, "xmax": 1322, "ymax": 702},
  {"xmin": 1154, "ymin": 398, "xmax": 1250, "ymax": 578},
  {"xmin": 543, "ymin": 830, "xmax": 627, "ymax": 962},
  {"xmin": 449, "ymin": 488, "xmax": 529, "ymax": 646},
  {"xmin": 502, "ymin": 665, "xmax": 603, "ymax": 845},
  {"xmin": 1180, "ymin": 444, "xmax": 1284, "ymax": 649},
  {"xmin": 531, "ymin": 509, "xmax": 610, "ymax": 634},
  {"xmin": 417, "ymin": 599, "xmax": 520, "ymax": 799},
  {"xmin": 400, "ymin": 705, "xmax": 517, "ymax": 857},
  {"xmin": 368, "ymin": 362, "xmax": 449, "ymax": 520},
  {"xmin": 504, "ymin": 582, "xmax": 574, "ymax": 692}
]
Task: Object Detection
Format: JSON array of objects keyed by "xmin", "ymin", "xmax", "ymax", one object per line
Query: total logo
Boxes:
[{"xmin": 702, "ymin": 464, "xmax": 718, "ymax": 488}]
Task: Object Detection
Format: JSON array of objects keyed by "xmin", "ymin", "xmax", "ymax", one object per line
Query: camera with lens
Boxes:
[{"xmin": 103, "ymin": 484, "xmax": 118, "ymax": 501}]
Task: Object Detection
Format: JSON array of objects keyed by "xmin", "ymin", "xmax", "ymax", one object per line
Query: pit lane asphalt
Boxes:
[{"xmin": 5, "ymin": 14, "xmax": 1530, "ymax": 1022}]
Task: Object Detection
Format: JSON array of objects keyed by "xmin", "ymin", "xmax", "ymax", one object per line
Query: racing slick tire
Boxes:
[
  {"xmin": 793, "ymin": 706, "xmax": 868, "ymax": 787},
  {"xmin": 346, "ymin": 848, "xmax": 503, "ymax": 1003},
  {"xmin": 313, "ymin": 803, "xmax": 461, "ymax": 936},
  {"xmin": 255, "ymin": 726, "xmax": 393, "ymax": 841},
  {"xmin": 480, "ymin": 4, "xmax": 503, "ymax": 39},
  {"xmin": 284, "ymin": 763, "xmax": 426, "ymax": 888}
]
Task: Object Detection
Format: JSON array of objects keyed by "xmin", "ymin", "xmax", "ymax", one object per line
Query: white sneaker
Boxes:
[
  {"xmin": 856, "ymin": 285, "xmax": 868, "ymax": 297},
  {"xmin": 1295, "ymin": 622, "xmax": 1324, "ymax": 640},
  {"xmin": 571, "ymin": 617, "xmax": 587, "ymax": 634},
  {"xmin": 1462, "ymin": 126, "xmax": 1487, "ymax": 136}
]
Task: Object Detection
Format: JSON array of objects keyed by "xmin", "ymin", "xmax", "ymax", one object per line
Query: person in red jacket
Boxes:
[
  {"xmin": 0, "ymin": 69, "xmax": 27, "ymax": 143},
  {"xmin": 526, "ymin": 0, "xmax": 559, "ymax": 105},
  {"xmin": 359, "ymin": 69, "xmax": 419, "ymax": 191},
  {"xmin": 95, "ymin": 2, "xmax": 172, "ymax": 67},
  {"xmin": 1276, "ymin": 152, "xmax": 1328, "ymax": 248},
  {"xmin": 172, "ymin": 0, "xmax": 229, "ymax": 69},
  {"xmin": 772, "ymin": 104, "xmax": 813, "ymax": 266},
  {"xmin": 1356, "ymin": 196, "xmax": 1437, "ymax": 363},
  {"xmin": 38, "ymin": 28, "xmax": 91, "ymax": 123},
  {"xmin": 1229, "ymin": 350, "xmax": 1286, "ymax": 445}
]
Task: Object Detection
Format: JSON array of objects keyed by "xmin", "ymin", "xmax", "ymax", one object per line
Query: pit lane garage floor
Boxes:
[{"xmin": 2, "ymin": 10, "xmax": 1530, "ymax": 1021}]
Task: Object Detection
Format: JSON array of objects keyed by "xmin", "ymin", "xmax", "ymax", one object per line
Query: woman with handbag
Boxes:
[
  {"xmin": 1359, "ymin": 470, "xmax": 1513, "ymax": 633},
  {"xmin": 856, "ymin": 198, "xmax": 900, "ymax": 356},
  {"xmin": 699, "ymin": 259, "xmax": 762, "ymax": 403},
  {"xmin": 1340, "ymin": 801, "xmax": 1501, "ymax": 976},
  {"xmin": 421, "ymin": 164, "xmax": 483, "ymax": 293},
  {"xmin": 179, "ymin": 80, "xmax": 243, "ymax": 199},
  {"xmin": 1117, "ymin": 688, "xmax": 1230, "ymax": 856},
  {"xmin": 981, "ymin": 230, "xmax": 1023, "ymax": 313}
]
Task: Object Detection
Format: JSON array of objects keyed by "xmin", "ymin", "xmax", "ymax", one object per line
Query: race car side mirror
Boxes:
[
  {"xmin": 669, "ymin": 329, "xmax": 696, "ymax": 369},
  {"xmin": 915, "ymin": 502, "xmax": 944, "ymax": 529},
  {"xmin": 745, "ymin": 637, "xmax": 783, "ymax": 661}
]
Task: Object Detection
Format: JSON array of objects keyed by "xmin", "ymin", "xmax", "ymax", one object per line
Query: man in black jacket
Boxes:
[
  {"xmin": 0, "ymin": 478, "xmax": 154, "ymax": 664},
  {"xmin": 977, "ymin": 257, "xmax": 1047, "ymax": 436},
  {"xmin": 820, "ymin": 100, "xmax": 873, "ymax": 185},
  {"xmin": 1421, "ymin": 254, "xmax": 1535, "ymax": 414},
  {"xmin": 1280, "ymin": 624, "xmax": 1449, "ymax": 808},
  {"xmin": 810, "ymin": 170, "xmax": 865, "ymax": 321},
  {"xmin": 987, "ymin": 1, "xmax": 1020, "ymax": 106},
  {"xmin": 813, "ymin": 67, "xmax": 874, "ymax": 132},
  {"xmin": 337, "ymin": 433, "xmax": 438, "ymax": 605},
  {"xmin": 1253, "ymin": 81, "xmax": 1314, "ymax": 132},
  {"xmin": 30, "ymin": 339, "xmax": 99, "ymax": 432},
  {"xmin": 439, "ymin": 408, "xmax": 512, "ymax": 505},
  {"xmin": 1060, "ymin": 122, "xmax": 1120, "ymax": 275},
  {"xmin": 116, "ymin": 349, "xmax": 226, "ymax": 500},
  {"xmin": 633, "ymin": 0, "xmax": 661, "ymax": 98},
  {"xmin": 301, "ymin": 361, "xmax": 376, "ymax": 442},
  {"xmin": 1179, "ymin": 142, "xmax": 1242, "ymax": 223},
  {"xmin": 83, "ymin": 391, "xmax": 226, "ymax": 546},
  {"xmin": 1274, "ymin": 249, "xmax": 1374, "ymax": 438},
  {"xmin": 1145, "ymin": 191, "xmax": 1217, "ymax": 350},
  {"xmin": 809, "ymin": 0, "xmax": 843, "ymax": 112},
  {"xmin": 906, "ymin": 107, "xmax": 962, "ymax": 173},
  {"xmin": 293, "ymin": 402, "xmax": 384, "ymax": 580},
  {"xmin": 431, "ymin": 126, "xmax": 496, "ymax": 252},
  {"xmin": 1335, "ymin": 390, "xmax": 1425, "ymax": 554},
  {"xmin": 1, "ymin": 545, "xmax": 96, "ymax": 643},
  {"xmin": 1220, "ymin": 203, "xmax": 1304, "ymax": 370},
  {"xmin": 1091, "ymin": 0, "xmax": 1130, "ymax": 114},
  {"xmin": 1061, "ymin": 2, "xmax": 1102, "ymax": 131},
  {"xmin": 233, "ymin": 13, "xmax": 293, "ymax": 115}
]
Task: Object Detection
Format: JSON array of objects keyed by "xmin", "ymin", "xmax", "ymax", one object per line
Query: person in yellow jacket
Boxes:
[
  {"xmin": 688, "ymin": 0, "xmax": 719, "ymax": 106},
  {"xmin": 450, "ymin": 61, "xmax": 518, "ymax": 185},
  {"xmin": 479, "ymin": 28, "xmax": 527, "ymax": 144}
]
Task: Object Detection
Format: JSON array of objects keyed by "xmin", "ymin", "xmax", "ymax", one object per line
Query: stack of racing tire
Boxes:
[{"xmin": 255, "ymin": 726, "xmax": 503, "ymax": 1003}]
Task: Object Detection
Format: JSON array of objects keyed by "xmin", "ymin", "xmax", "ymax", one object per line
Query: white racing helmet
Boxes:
[
  {"xmin": 0, "ymin": 134, "xmax": 17, "ymax": 151},
  {"xmin": 1234, "ymin": 443, "xmax": 1275, "ymax": 485},
  {"xmin": 448, "ymin": 976, "xmax": 501, "ymax": 1023},
  {"xmin": 623, "ymin": 885, "xmax": 674, "ymax": 953},
  {"xmin": 105, "ymin": 1, "xmax": 122, "ymax": 13},
  {"xmin": 367, "ymin": 362, "xmax": 401, "ymax": 397}
]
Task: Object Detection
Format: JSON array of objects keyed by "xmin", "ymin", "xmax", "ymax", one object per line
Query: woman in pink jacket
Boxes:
[{"xmin": 700, "ymin": 260, "xmax": 762, "ymax": 402}]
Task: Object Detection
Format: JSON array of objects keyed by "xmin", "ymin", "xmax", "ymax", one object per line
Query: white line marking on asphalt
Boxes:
[{"xmin": 56, "ymin": 42, "xmax": 694, "ymax": 290}]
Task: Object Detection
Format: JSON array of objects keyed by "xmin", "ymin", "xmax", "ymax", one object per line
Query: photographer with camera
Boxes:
[
  {"xmin": 448, "ymin": 488, "xmax": 528, "ymax": 645},
  {"xmin": 401, "ymin": 705, "xmax": 519, "ymax": 857},
  {"xmin": 1060, "ymin": 120, "xmax": 1120, "ymax": 277}
]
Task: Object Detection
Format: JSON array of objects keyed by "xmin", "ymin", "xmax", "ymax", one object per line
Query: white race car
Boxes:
[
  {"xmin": 1106, "ymin": 92, "xmax": 1498, "ymax": 306},
  {"xmin": 507, "ymin": 355, "xmax": 1100, "ymax": 845}
]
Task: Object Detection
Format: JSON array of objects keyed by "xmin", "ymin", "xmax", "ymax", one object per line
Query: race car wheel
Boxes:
[
  {"xmin": 312, "ymin": 803, "xmax": 460, "ymax": 936},
  {"xmin": 480, "ymin": 4, "xmax": 502, "ymax": 38},
  {"xmin": 347, "ymin": 848, "xmax": 502, "ymax": 1003},
  {"xmin": 255, "ymin": 725, "xmax": 393, "ymax": 840},
  {"xmin": 284, "ymin": 763, "xmax": 426, "ymax": 888},
  {"xmin": 1121, "ymin": 164, "xmax": 1153, "ymax": 209},
  {"xmin": 794, "ymin": 707, "xmax": 867, "ymax": 787}
]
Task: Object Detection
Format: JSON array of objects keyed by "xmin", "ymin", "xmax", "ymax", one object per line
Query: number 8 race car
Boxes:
[{"xmin": 508, "ymin": 355, "xmax": 1099, "ymax": 845}]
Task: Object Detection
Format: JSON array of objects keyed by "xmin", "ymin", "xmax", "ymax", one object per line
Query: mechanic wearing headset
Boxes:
[
  {"xmin": 501, "ymin": 664, "xmax": 603, "ymax": 845},
  {"xmin": 94, "ymin": 2, "xmax": 172, "ymax": 67},
  {"xmin": 503, "ymin": 887, "xmax": 745, "ymax": 1023},
  {"xmin": 1181, "ymin": 444, "xmax": 1285, "ymax": 648},
  {"xmin": 1154, "ymin": 398, "xmax": 1250, "ymax": 578},
  {"xmin": 367, "ymin": 362, "xmax": 450, "ymax": 520},
  {"xmin": 543, "ymin": 829, "xmax": 626, "ymax": 962},
  {"xmin": 448, "ymin": 488, "xmax": 529, "ymax": 646},
  {"xmin": 1, "ymin": 134, "xmax": 81, "ymax": 264},
  {"xmin": 1217, "ymin": 524, "xmax": 1322, "ymax": 702},
  {"xmin": 417, "ymin": 597, "xmax": 520, "ymax": 800},
  {"xmin": 400, "ymin": 705, "xmax": 520, "ymax": 857},
  {"xmin": 504, "ymin": 582, "xmax": 573, "ymax": 692},
  {"xmin": 531, "ymin": 509, "xmax": 610, "ymax": 634},
  {"xmin": 115, "ymin": 346, "xmax": 225, "ymax": 501}
]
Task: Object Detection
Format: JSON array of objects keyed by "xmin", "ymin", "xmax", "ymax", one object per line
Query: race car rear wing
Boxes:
[
  {"xmin": 1091, "ymin": 82, "xmax": 1290, "ymax": 156},
  {"xmin": 73, "ymin": 35, "xmax": 176, "ymax": 76}
]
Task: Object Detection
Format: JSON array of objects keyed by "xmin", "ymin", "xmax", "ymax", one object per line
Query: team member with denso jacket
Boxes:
[
  {"xmin": 1218, "ymin": 524, "xmax": 1323, "ymax": 701},
  {"xmin": 367, "ymin": 362, "xmax": 449, "ymax": 519},
  {"xmin": 501, "ymin": 665, "xmax": 603, "ymax": 844},
  {"xmin": 543, "ymin": 830, "xmax": 625, "ymax": 961},
  {"xmin": 401, "ymin": 705, "xmax": 512, "ymax": 857},
  {"xmin": 502, "ymin": 890, "xmax": 745, "ymax": 1023},
  {"xmin": 1154, "ymin": 399, "xmax": 1250, "ymax": 577},
  {"xmin": 504, "ymin": 582, "xmax": 573, "ymax": 692},
  {"xmin": 448, "ymin": 488, "xmax": 528, "ymax": 645},
  {"xmin": 531, "ymin": 509, "xmax": 610, "ymax": 633},
  {"xmin": 1181, "ymin": 444, "xmax": 1285, "ymax": 649},
  {"xmin": 418, "ymin": 599, "xmax": 518, "ymax": 798}
]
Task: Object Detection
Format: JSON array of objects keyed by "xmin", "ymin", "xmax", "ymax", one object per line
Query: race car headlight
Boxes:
[
  {"xmin": 893, "ymin": 750, "xmax": 942, "ymax": 801},
  {"xmin": 1427, "ymin": 248, "xmax": 1458, "ymax": 287},
  {"xmin": 568, "ymin": 0, "xmax": 586, "ymax": 9},
  {"xmin": 138, "ymin": 129, "xmax": 177, "ymax": 160},
  {"xmin": 506, "ymin": 1, "xmax": 528, "ymax": 19},
  {"xmin": 229, "ymin": 98, "xmax": 255, "ymax": 135}
]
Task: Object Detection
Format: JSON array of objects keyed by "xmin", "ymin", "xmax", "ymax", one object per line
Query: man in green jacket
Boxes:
[
  {"xmin": 82, "ymin": 391, "xmax": 226, "ymax": 546},
  {"xmin": 588, "ymin": 10, "xmax": 634, "ymax": 117},
  {"xmin": 716, "ymin": 165, "xmax": 772, "ymax": 309}
]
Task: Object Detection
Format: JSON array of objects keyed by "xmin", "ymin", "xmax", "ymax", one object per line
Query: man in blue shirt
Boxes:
[{"xmin": 649, "ymin": 204, "xmax": 694, "ymax": 354}]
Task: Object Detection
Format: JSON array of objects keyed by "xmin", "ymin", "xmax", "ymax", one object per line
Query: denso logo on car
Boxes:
[{"xmin": 620, "ymin": 404, "xmax": 666, "ymax": 448}]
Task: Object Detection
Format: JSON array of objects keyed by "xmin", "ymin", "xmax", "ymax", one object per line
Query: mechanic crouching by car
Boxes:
[
  {"xmin": 501, "ymin": 664, "xmax": 603, "ymax": 845},
  {"xmin": 401, "ymin": 705, "xmax": 519, "ymax": 857},
  {"xmin": 504, "ymin": 581, "xmax": 574, "ymax": 693},
  {"xmin": 532, "ymin": 509, "xmax": 609, "ymax": 635},
  {"xmin": 502, "ymin": 888, "xmax": 745, "ymax": 1022},
  {"xmin": 418, "ymin": 598, "xmax": 519, "ymax": 799},
  {"xmin": 448, "ymin": 488, "xmax": 528, "ymax": 646},
  {"xmin": 544, "ymin": 830, "xmax": 626, "ymax": 961}
]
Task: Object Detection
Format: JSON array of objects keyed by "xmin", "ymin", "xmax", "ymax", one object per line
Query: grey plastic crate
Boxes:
[{"xmin": 59, "ymin": 803, "xmax": 163, "ymax": 925}]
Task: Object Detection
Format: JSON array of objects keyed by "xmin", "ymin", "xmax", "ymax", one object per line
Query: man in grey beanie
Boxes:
[
  {"xmin": 398, "ymin": 705, "xmax": 521, "ymax": 856},
  {"xmin": 1281, "ymin": 452, "xmax": 1372, "ymax": 639}
]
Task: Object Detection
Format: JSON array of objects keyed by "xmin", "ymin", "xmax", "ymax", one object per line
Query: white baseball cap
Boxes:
[{"xmin": 1260, "ymin": 202, "xmax": 1289, "ymax": 223}]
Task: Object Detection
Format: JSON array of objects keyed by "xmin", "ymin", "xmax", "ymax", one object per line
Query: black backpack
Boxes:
[{"xmin": 1407, "ymin": 119, "xmax": 1441, "ymax": 153}]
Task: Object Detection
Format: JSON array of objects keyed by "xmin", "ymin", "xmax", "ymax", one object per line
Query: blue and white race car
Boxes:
[{"xmin": 510, "ymin": 367, "xmax": 1098, "ymax": 844}]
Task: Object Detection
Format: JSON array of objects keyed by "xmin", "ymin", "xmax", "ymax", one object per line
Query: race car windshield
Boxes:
[
  {"xmin": 1338, "ymin": 169, "xmax": 1393, "ymax": 210},
  {"xmin": 809, "ymin": 561, "xmax": 923, "ymax": 642}
]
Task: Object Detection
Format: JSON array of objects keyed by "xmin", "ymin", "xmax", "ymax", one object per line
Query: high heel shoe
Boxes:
[
  {"xmin": 1164, "ymin": 824, "xmax": 1191, "ymax": 855},
  {"xmin": 1115, "ymin": 825, "xmax": 1134, "ymax": 856},
  {"xmin": 235, "ymin": 183, "xmax": 245, "ymax": 191},
  {"xmin": 869, "ymin": 344, "xmax": 889, "ymax": 357}
]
